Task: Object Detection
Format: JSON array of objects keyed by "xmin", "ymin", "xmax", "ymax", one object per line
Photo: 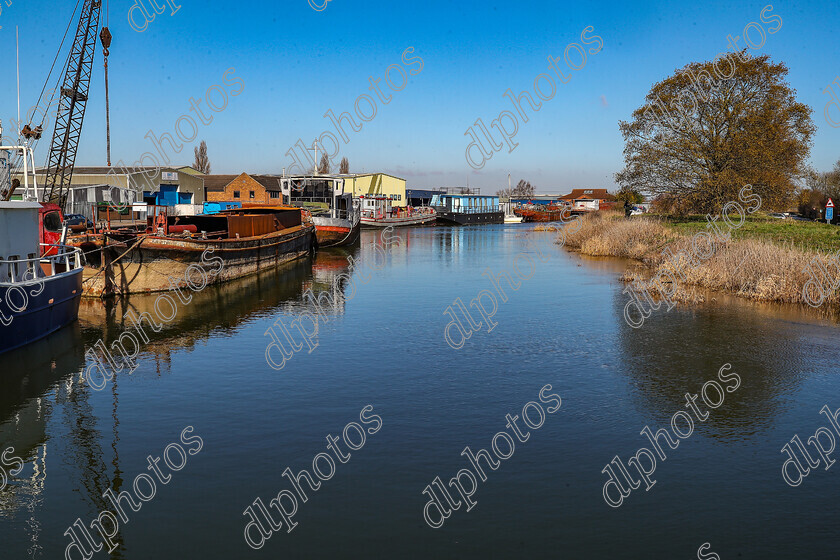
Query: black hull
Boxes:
[
  {"xmin": 0, "ymin": 269, "xmax": 83, "ymax": 355},
  {"xmin": 435, "ymin": 211, "xmax": 504, "ymax": 225}
]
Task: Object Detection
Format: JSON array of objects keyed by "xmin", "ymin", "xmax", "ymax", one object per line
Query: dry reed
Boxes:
[{"xmin": 558, "ymin": 211, "xmax": 839, "ymax": 306}]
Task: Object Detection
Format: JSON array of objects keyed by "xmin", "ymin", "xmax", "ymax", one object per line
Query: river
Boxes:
[{"xmin": 1, "ymin": 225, "xmax": 837, "ymax": 559}]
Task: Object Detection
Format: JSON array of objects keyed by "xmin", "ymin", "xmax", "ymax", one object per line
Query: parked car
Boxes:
[{"xmin": 64, "ymin": 214, "xmax": 93, "ymax": 229}]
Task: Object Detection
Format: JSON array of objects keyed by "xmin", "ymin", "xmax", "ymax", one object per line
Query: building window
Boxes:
[
  {"xmin": 250, "ymin": 191, "xmax": 255, "ymax": 199},
  {"xmin": 269, "ymin": 191, "xmax": 280, "ymax": 199},
  {"xmin": 233, "ymin": 190, "xmax": 240, "ymax": 199}
]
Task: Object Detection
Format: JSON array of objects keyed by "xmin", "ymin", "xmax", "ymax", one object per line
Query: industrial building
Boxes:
[{"xmin": 13, "ymin": 165, "xmax": 204, "ymax": 207}]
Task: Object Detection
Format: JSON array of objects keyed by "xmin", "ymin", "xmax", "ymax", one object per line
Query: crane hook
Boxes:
[{"xmin": 100, "ymin": 27, "xmax": 111, "ymax": 56}]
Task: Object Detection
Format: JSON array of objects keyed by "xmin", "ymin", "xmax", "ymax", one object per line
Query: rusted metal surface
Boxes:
[
  {"xmin": 514, "ymin": 206, "xmax": 568, "ymax": 222},
  {"xmin": 313, "ymin": 216, "xmax": 360, "ymax": 247},
  {"xmin": 81, "ymin": 224, "xmax": 316, "ymax": 297},
  {"xmin": 227, "ymin": 214, "xmax": 274, "ymax": 238}
]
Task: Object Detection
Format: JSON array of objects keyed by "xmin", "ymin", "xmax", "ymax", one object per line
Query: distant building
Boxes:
[
  {"xmin": 175, "ymin": 166, "xmax": 205, "ymax": 177},
  {"xmin": 203, "ymin": 173, "xmax": 282, "ymax": 204},
  {"xmin": 559, "ymin": 188, "xmax": 617, "ymax": 211},
  {"xmin": 12, "ymin": 165, "xmax": 204, "ymax": 212},
  {"xmin": 65, "ymin": 184, "xmax": 138, "ymax": 220}
]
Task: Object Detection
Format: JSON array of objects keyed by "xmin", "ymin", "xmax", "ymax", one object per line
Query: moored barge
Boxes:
[
  {"xmin": 360, "ymin": 195, "xmax": 436, "ymax": 227},
  {"xmin": 431, "ymin": 193, "xmax": 503, "ymax": 225},
  {"xmin": 82, "ymin": 206, "xmax": 316, "ymax": 297},
  {"xmin": 515, "ymin": 203, "xmax": 569, "ymax": 222}
]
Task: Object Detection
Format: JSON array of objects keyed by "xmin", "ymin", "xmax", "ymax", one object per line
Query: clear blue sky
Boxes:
[{"xmin": 1, "ymin": 0, "xmax": 838, "ymax": 194}]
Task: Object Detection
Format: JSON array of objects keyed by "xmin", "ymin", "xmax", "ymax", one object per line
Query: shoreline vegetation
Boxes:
[{"xmin": 551, "ymin": 211, "xmax": 840, "ymax": 308}]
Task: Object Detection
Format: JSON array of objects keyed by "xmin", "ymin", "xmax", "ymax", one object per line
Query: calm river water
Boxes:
[{"xmin": 1, "ymin": 225, "xmax": 838, "ymax": 559}]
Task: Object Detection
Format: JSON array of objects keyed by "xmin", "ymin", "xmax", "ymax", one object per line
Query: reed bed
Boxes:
[{"xmin": 558, "ymin": 211, "xmax": 840, "ymax": 307}]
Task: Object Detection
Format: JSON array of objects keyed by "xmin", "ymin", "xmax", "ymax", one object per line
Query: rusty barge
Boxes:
[{"xmin": 79, "ymin": 206, "xmax": 316, "ymax": 297}]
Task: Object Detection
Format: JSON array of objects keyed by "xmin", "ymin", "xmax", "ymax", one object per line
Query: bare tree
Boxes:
[
  {"xmin": 339, "ymin": 157, "xmax": 349, "ymax": 174},
  {"xmin": 317, "ymin": 152, "xmax": 331, "ymax": 174},
  {"xmin": 193, "ymin": 140, "xmax": 211, "ymax": 174},
  {"xmin": 498, "ymin": 180, "xmax": 535, "ymax": 198}
]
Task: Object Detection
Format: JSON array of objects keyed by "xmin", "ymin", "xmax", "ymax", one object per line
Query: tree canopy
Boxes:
[
  {"xmin": 616, "ymin": 51, "xmax": 815, "ymax": 213},
  {"xmin": 497, "ymin": 179, "xmax": 535, "ymax": 199},
  {"xmin": 614, "ymin": 187, "xmax": 644, "ymax": 205}
]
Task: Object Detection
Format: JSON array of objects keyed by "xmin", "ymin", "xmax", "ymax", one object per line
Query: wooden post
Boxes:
[{"xmin": 102, "ymin": 232, "xmax": 114, "ymax": 298}]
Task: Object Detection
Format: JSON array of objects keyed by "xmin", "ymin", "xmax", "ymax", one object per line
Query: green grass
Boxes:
[{"xmin": 656, "ymin": 213, "xmax": 840, "ymax": 253}]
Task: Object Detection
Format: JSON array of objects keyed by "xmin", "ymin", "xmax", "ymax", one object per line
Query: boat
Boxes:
[
  {"xmin": 281, "ymin": 175, "xmax": 361, "ymax": 246},
  {"xmin": 430, "ymin": 193, "xmax": 504, "ymax": 225},
  {"xmin": 514, "ymin": 203, "xmax": 569, "ymax": 222},
  {"xmin": 80, "ymin": 205, "xmax": 316, "ymax": 297},
  {"xmin": 501, "ymin": 200, "xmax": 524, "ymax": 223},
  {"xmin": 1, "ymin": 145, "xmax": 84, "ymax": 354},
  {"xmin": 359, "ymin": 195, "xmax": 436, "ymax": 227}
]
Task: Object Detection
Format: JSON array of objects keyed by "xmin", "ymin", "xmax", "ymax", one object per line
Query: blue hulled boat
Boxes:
[{"xmin": 1, "ymin": 145, "xmax": 84, "ymax": 355}]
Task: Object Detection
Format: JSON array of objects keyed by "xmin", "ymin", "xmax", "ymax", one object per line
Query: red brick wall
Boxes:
[{"xmin": 207, "ymin": 173, "xmax": 277, "ymax": 203}]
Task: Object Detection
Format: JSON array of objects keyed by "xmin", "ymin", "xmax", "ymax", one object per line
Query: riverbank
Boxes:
[{"xmin": 556, "ymin": 211, "xmax": 840, "ymax": 307}]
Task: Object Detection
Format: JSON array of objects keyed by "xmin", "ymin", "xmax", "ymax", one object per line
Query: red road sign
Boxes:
[{"xmin": 828, "ymin": 198, "xmax": 835, "ymax": 208}]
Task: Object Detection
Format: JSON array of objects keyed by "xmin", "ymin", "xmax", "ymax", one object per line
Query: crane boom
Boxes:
[{"xmin": 42, "ymin": 0, "xmax": 102, "ymax": 208}]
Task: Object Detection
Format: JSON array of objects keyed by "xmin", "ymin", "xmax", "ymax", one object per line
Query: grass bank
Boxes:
[
  {"xmin": 557, "ymin": 211, "xmax": 840, "ymax": 307},
  {"xmin": 664, "ymin": 214, "xmax": 840, "ymax": 253}
]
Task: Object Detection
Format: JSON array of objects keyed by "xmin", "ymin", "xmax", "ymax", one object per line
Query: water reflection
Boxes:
[
  {"xmin": 0, "ymin": 324, "xmax": 101, "ymax": 555},
  {"xmin": 613, "ymin": 281, "xmax": 816, "ymax": 441},
  {"xmin": 0, "ymin": 251, "xmax": 359, "ymax": 554}
]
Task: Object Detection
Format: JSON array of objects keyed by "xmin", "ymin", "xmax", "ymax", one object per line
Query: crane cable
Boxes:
[
  {"xmin": 32, "ymin": 0, "xmax": 84, "ymax": 134},
  {"xmin": 101, "ymin": 26, "xmax": 111, "ymax": 167},
  {"xmin": 101, "ymin": 0, "xmax": 111, "ymax": 166},
  {"xmin": 10, "ymin": 0, "xmax": 83, "ymax": 180}
]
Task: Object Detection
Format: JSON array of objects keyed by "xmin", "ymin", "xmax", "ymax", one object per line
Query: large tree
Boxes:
[
  {"xmin": 339, "ymin": 157, "xmax": 349, "ymax": 174},
  {"xmin": 616, "ymin": 51, "xmax": 815, "ymax": 213},
  {"xmin": 193, "ymin": 140, "xmax": 211, "ymax": 174}
]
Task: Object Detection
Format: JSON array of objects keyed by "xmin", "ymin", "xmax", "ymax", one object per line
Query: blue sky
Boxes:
[{"xmin": 1, "ymin": 0, "xmax": 838, "ymax": 194}]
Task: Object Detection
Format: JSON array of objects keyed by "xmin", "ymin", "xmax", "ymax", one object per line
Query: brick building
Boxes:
[{"xmin": 203, "ymin": 173, "xmax": 283, "ymax": 204}]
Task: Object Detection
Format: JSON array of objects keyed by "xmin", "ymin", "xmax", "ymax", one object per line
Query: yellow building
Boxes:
[{"xmin": 341, "ymin": 173, "xmax": 407, "ymax": 207}]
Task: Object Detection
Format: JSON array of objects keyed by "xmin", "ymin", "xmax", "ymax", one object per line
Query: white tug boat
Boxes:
[{"xmin": 0, "ymin": 143, "xmax": 84, "ymax": 355}]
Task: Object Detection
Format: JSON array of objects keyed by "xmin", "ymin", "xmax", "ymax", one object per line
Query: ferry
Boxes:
[
  {"xmin": 281, "ymin": 175, "xmax": 361, "ymax": 247},
  {"xmin": 0, "ymin": 145, "xmax": 84, "ymax": 355},
  {"xmin": 430, "ymin": 193, "xmax": 504, "ymax": 225},
  {"xmin": 359, "ymin": 195, "xmax": 436, "ymax": 227}
]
